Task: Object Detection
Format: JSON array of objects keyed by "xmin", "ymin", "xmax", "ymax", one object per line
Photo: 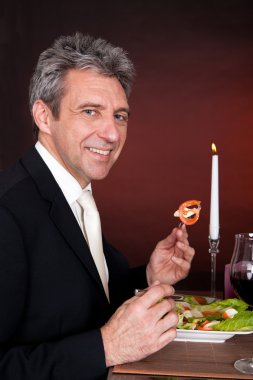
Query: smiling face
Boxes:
[{"xmin": 33, "ymin": 69, "xmax": 129, "ymax": 188}]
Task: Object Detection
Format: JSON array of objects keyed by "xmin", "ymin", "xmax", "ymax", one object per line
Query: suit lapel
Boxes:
[{"xmin": 21, "ymin": 148, "xmax": 107, "ymax": 298}]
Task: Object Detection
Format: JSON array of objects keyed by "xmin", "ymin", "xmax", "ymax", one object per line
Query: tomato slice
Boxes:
[
  {"xmin": 200, "ymin": 320, "xmax": 210, "ymax": 327},
  {"xmin": 177, "ymin": 200, "xmax": 201, "ymax": 225},
  {"xmin": 197, "ymin": 326, "xmax": 213, "ymax": 331},
  {"xmin": 193, "ymin": 296, "xmax": 207, "ymax": 305},
  {"xmin": 202, "ymin": 311, "xmax": 221, "ymax": 317}
]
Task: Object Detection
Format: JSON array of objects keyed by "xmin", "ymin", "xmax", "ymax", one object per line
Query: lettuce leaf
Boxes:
[
  {"xmin": 182, "ymin": 295, "xmax": 208, "ymax": 305},
  {"xmin": 210, "ymin": 298, "xmax": 248, "ymax": 312},
  {"xmin": 181, "ymin": 297, "xmax": 248, "ymax": 313},
  {"xmin": 213, "ymin": 311, "xmax": 253, "ymax": 331}
]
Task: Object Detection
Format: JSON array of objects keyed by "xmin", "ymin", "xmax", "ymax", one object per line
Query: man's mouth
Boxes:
[{"xmin": 89, "ymin": 147, "xmax": 111, "ymax": 156}]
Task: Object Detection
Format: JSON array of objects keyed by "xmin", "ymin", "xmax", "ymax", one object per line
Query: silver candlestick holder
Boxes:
[{"xmin": 209, "ymin": 236, "xmax": 220, "ymax": 298}]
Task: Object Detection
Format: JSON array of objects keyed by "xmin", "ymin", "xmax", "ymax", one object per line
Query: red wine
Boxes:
[{"xmin": 230, "ymin": 277, "xmax": 253, "ymax": 306}]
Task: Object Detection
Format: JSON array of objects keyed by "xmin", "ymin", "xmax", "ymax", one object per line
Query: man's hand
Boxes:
[
  {"xmin": 101, "ymin": 283, "xmax": 178, "ymax": 367},
  {"xmin": 146, "ymin": 224, "xmax": 195, "ymax": 286}
]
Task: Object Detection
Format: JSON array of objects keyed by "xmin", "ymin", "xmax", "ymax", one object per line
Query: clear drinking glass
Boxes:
[{"xmin": 230, "ymin": 233, "xmax": 253, "ymax": 375}]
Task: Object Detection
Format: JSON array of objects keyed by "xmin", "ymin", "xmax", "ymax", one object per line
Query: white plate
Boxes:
[{"xmin": 175, "ymin": 329, "xmax": 253, "ymax": 343}]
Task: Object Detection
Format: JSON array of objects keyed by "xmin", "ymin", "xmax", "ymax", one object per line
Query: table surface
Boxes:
[{"xmin": 109, "ymin": 333, "xmax": 253, "ymax": 379}]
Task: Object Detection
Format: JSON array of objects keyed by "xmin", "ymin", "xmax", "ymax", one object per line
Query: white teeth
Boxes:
[{"xmin": 89, "ymin": 147, "xmax": 110, "ymax": 156}]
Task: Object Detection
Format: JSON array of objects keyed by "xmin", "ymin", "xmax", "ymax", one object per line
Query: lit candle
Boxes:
[{"xmin": 209, "ymin": 143, "xmax": 219, "ymax": 240}]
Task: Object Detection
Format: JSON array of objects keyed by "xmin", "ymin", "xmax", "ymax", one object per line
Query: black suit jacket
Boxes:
[{"xmin": 0, "ymin": 148, "xmax": 147, "ymax": 380}]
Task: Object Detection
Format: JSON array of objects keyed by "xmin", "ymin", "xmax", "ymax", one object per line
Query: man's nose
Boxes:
[{"xmin": 98, "ymin": 117, "xmax": 120, "ymax": 142}]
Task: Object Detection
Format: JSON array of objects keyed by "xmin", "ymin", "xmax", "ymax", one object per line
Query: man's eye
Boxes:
[
  {"xmin": 83, "ymin": 109, "xmax": 96, "ymax": 116},
  {"xmin": 115, "ymin": 114, "xmax": 128, "ymax": 122}
]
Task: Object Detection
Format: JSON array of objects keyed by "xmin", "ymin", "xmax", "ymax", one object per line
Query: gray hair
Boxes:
[{"xmin": 29, "ymin": 32, "xmax": 135, "ymax": 137}]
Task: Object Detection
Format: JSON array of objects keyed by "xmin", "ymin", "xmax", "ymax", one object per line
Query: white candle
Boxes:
[{"xmin": 209, "ymin": 143, "xmax": 219, "ymax": 240}]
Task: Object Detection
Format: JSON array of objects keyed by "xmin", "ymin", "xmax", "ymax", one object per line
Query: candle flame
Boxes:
[{"xmin": 211, "ymin": 143, "xmax": 217, "ymax": 154}]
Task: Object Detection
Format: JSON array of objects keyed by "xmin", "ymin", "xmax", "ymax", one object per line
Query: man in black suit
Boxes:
[{"xmin": 0, "ymin": 33, "xmax": 195, "ymax": 379}]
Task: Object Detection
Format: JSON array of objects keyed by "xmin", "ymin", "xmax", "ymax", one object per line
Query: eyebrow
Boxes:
[
  {"xmin": 76, "ymin": 103, "xmax": 130, "ymax": 116},
  {"xmin": 115, "ymin": 107, "xmax": 131, "ymax": 117}
]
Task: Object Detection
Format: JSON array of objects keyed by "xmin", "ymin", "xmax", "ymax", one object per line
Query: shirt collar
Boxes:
[{"xmin": 35, "ymin": 141, "xmax": 91, "ymax": 205}]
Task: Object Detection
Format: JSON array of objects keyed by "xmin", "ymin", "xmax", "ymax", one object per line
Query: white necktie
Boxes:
[{"xmin": 77, "ymin": 190, "xmax": 109, "ymax": 301}]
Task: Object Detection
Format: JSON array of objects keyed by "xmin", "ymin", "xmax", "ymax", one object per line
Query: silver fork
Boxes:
[{"xmin": 134, "ymin": 288, "xmax": 184, "ymax": 301}]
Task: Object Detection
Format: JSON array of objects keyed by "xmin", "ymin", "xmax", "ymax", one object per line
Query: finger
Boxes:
[
  {"xmin": 160, "ymin": 228, "xmax": 177, "ymax": 248},
  {"xmin": 163, "ymin": 225, "xmax": 189, "ymax": 248},
  {"xmin": 157, "ymin": 310, "xmax": 178, "ymax": 333},
  {"xmin": 137, "ymin": 284, "xmax": 175, "ymax": 309},
  {"xmin": 176, "ymin": 225, "xmax": 189, "ymax": 244},
  {"xmin": 171, "ymin": 255, "xmax": 191, "ymax": 275},
  {"xmin": 180, "ymin": 223, "xmax": 188, "ymax": 235},
  {"xmin": 163, "ymin": 222, "xmax": 189, "ymax": 240},
  {"xmin": 150, "ymin": 297, "xmax": 175, "ymax": 321},
  {"xmin": 134, "ymin": 280, "xmax": 161, "ymax": 298},
  {"xmin": 150, "ymin": 280, "xmax": 161, "ymax": 287},
  {"xmin": 154, "ymin": 312, "xmax": 178, "ymax": 351},
  {"xmin": 176, "ymin": 241, "xmax": 195, "ymax": 262},
  {"xmin": 158, "ymin": 326, "xmax": 177, "ymax": 348}
]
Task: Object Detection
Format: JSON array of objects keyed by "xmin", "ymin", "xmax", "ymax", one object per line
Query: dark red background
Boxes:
[{"xmin": 1, "ymin": 0, "xmax": 253, "ymax": 292}]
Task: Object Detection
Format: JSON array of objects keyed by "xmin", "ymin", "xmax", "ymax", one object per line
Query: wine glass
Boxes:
[{"xmin": 230, "ymin": 232, "xmax": 253, "ymax": 375}]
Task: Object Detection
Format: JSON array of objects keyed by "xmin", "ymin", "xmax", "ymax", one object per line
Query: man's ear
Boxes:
[{"xmin": 32, "ymin": 100, "xmax": 52, "ymax": 134}]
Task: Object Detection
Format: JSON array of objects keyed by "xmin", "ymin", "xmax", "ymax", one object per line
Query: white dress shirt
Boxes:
[{"xmin": 35, "ymin": 141, "xmax": 109, "ymax": 281}]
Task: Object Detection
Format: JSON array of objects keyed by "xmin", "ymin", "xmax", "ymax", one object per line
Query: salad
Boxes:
[{"xmin": 176, "ymin": 295, "xmax": 253, "ymax": 332}]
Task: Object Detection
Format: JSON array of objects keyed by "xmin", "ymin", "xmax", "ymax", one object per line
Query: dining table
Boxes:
[
  {"xmin": 108, "ymin": 333, "xmax": 253, "ymax": 379},
  {"xmin": 107, "ymin": 291, "xmax": 253, "ymax": 380}
]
